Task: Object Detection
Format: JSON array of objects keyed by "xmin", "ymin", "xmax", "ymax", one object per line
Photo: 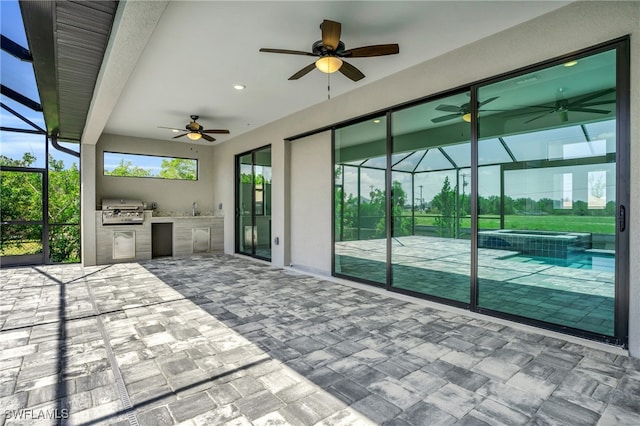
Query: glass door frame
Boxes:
[
  {"xmin": 329, "ymin": 37, "xmax": 630, "ymax": 347},
  {"xmin": 235, "ymin": 145, "xmax": 272, "ymax": 261},
  {"xmin": 470, "ymin": 37, "xmax": 629, "ymax": 346}
]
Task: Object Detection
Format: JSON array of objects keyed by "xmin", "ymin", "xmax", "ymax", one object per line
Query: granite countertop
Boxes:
[{"xmin": 149, "ymin": 210, "xmax": 222, "ymax": 218}]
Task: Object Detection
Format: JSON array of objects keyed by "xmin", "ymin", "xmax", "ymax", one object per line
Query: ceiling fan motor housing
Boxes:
[
  {"xmin": 187, "ymin": 122, "xmax": 202, "ymax": 132},
  {"xmin": 312, "ymin": 40, "xmax": 345, "ymax": 56}
]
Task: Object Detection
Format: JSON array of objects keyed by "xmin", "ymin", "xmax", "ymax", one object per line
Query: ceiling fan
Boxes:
[
  {"xmin": 159, "ymin": 115, "xmax": 230, "ymax": 142},
  {"xmin": 521, "ymin": 88, "xmax": 615, "ymax": 123},
  {"xmin": 259, "ymin": 19, "xmax": 399, "ymax": 82},
  {"xmin": 431, "ymin": 97, "xmax": 502, "ymax": 123}
]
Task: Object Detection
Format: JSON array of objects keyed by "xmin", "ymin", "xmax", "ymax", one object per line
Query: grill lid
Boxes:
[{"xmin": 102, "ymin": 198, "xmax": 144, "ymax": 210}]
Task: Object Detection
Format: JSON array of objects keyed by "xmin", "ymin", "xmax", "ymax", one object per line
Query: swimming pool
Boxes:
[{"xmin": 501, "ymin": 250, "xmax": 614, "ymax": 272}]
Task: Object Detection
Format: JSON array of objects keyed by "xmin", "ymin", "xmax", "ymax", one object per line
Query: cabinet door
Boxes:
[
  {"xmin": 113, "ymin": 231, "xmax": 135, "ymax": 259},
  {"xmin": 192, "ymin": 228, "xmax": 210, "ymax": 253}
]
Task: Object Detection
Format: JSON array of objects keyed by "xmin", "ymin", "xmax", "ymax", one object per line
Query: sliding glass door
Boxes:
[
  {"xmin": 334, "ymin": 116, "xmax": 387, "ymax": 285},
  {"xmin": 332, "ymin": 39, "xmax": 628, "ymax": 344},
  {"xmin": 477, "ymin": 48, "xmax": 620, "ymax": 336},
  {"xmin": 390, "ymin": 92, "xmax": 471, "ymax": 303},
  {"xmin": 236, "ymin": 146, "xmax": 272, "ymax": 260}
]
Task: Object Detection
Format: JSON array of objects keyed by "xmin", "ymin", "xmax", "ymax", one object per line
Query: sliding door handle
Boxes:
[{"xmin": 619, "ymin": 205, "xmax": 626, "ymax": 232}]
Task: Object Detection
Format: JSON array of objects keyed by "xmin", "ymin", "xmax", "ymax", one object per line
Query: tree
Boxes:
[
  {"xmin": 1, "ymin": 153, "xmax": 36, "ymax": 167},
  {"xmin": 48, "ymin": 156, "xmax": 80, "ymax": 262},
  {"xmin": 336, "ymin": 178, "xmax": 411, "ymax": 240},
  {"xmin": 432, "ymin": 176, "xmax": 457, "ymax": 237},
  {"xmin": 105, "ymin": 159, "xmax": 151, "ymax": 177},
  {"xmin": 159, "ymin": 158, "xmax": 197, "ymax": 180},
  {"xmin": 0, "ymin": 153, "xmax": 80, "ymax": 262},
  {"xmin": 0, "ymin": 154, "xmax": 43, "ymax": 254},
  {"xmin": 391, "ymin": 181, "xmax": 411, "ymax": 237}
]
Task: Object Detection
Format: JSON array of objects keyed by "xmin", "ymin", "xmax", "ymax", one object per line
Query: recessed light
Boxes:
[
  {"xmin": 373, "ymin": 119, "xmax": 381, "ymax": 124},
  {"xmin": 564, "ymin": 60, "xmax": 578, "ymax": 67},
  {"xmin": 234, "ymin": 84, "xmax": 246, "ymax": 90},
  {"xmin": 171, "ymin": 129, "xmax": 179, "ymax": 133}
]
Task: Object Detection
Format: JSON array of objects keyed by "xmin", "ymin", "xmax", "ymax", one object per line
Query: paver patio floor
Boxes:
[{"xmin": 1, "ymin": 254, "xmax": 639, "ymax": 425}]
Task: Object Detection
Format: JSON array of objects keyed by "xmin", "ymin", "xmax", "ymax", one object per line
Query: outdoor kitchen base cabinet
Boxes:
[
  {"xmin": 95, "ymin": 212, "xmax": 223, "ymax": 265},
  {"xmin": 95, "ymin": 211, "xmax": 152, "ymax": 264}
]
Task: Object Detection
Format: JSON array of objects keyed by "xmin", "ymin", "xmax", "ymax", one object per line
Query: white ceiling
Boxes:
[{"xmin": 101, "ymin": 1, "xmax": 571, "ymax": 146}]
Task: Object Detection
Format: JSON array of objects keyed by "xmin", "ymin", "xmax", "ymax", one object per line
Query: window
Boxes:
[{"xmin": 103, "ymin": 152, "xmax": 197, "ymax": 180}]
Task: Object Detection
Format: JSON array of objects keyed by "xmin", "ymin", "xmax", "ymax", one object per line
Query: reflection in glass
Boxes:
[
  {"xmin": 238, "ymin": 153, "xmax": 254, "ymax": 256},
  {"xmin": 334, "ymin": 116, "xmax": 387, "ymax": 285},
  {"xmin": 477, "ymin": 49, "xmax": 617, "ymax": 335},
  {"xmin": 390, "ymin": 92, "xmax": 471, "ymax": 302},
  {"xmin": 237, "ymin": 147, "xmax": 272, "ymax": 260}
]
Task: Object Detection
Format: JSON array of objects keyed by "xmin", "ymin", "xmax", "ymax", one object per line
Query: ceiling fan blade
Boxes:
[
  {"xmin": 478, "ymin": 96, "xmax": 499, "ymax": 107},
  {"xmin": 172, "ymin": 133, "xmax": 188, "ymax": 139},
  {"xmin": 569, "ymin": 107, "xmax": 611, "ymax": 115},
  {"xmin": 321, "ymin": 19, "xmax": 341, "ymax": 51},
  {"xmin": 524, "ymin": 112, "xmax": 551, "ymax": 123},
  {"xmin": 338, "ymin": 60, "xmax": 365, "ymax": 81},
  {"xmin": 517, "ymin": 104, "xmax": 555, "ymax": 110},
  {"xmin": 435, "ymin": 104, "xmax": 462, "ymax": 113},
  {"xmin": 431, "ymin": 113, "xmax": 461, "ymax": 123},
  {"xmin": 568, "ymin": 88, "xmax": 616, "ymax": 106},
  {"xmin": 158, "ymin": 126, "xmax": 184, "ymax": 131},
  {"xmin": 201, "ymin": 133, "xmax": 215, "ymax": 142},
  {"xmin": 342, "ymin": 44, "xmax": 399, "ymax": 57},
  {"xmin": 203, "ymin": 129, "xmax": 230, "ymax": 134},
  {"xmin": 288, "ymin": 63, "xmax": 317, "ymax": 80},
  {"xmin": 578, "ymin": 100, "xmax": 616, "ymax": 107},
  {"xmin": 259, "ymin": 48, "xmax": 316, "ymax": 56}
]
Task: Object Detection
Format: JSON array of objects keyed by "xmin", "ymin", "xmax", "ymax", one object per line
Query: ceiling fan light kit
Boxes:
[
  {"xmin": 260, "ymin": 19, "xmax": 399, "ymax": 82},
  {"xmin": 315, "ymin": 56, "xmax": 343, "ymax": 73},
  {"xmin": 186, "ymin": 132, "xmax": 202, "ymax": 141}
]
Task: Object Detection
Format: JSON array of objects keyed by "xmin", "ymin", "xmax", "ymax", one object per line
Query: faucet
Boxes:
[{"xmin": 192, "ymin": 202, "xmax": 198, "ymax": 216}]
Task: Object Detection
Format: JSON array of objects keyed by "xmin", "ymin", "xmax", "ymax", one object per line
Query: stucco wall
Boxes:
[
  {"xmin": 290, "ymin": 131, "xmax": 332, "ymax": 274},
  {"xmin": 211, "ymin": 1, "xmax": 639, "ymax": 355},
  {"xmin": 95, "ymin": 133, "xmax": 215, "ymax": 215}
]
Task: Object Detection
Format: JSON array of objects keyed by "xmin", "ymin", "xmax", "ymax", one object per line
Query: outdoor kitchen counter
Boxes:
[{"xmin": 95, "ymin": 212, "xmax": 223, "ymax": 265}]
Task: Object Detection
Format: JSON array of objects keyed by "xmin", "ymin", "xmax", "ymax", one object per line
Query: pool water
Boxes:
[{"xmin": 503, "ymin": 251, "xmax": 615, "ymax": 272}]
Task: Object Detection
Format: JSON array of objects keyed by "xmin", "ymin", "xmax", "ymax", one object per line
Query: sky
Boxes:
[{"xmin": 1, "ymin": 0, "xmax": 77, "ymax": 169}]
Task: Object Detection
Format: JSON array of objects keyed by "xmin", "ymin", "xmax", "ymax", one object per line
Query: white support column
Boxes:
[{"xmin": 81, "ymin": 144, "xmax": 97, "ymax": 266}]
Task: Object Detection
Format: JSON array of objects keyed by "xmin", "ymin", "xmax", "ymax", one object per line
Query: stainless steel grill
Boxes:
[{"xmin": 101, "ymin": 199, "xmax": 145, "ymax": 225}]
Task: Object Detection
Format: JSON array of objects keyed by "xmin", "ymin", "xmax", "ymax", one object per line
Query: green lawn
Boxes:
[
  {"xmin": 411, "ymin": 214, "xmax": 614, "ymax": 234},
  {"xmin": 0, "ymin": 240, "xmax": 43, "ymax": 256}
]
